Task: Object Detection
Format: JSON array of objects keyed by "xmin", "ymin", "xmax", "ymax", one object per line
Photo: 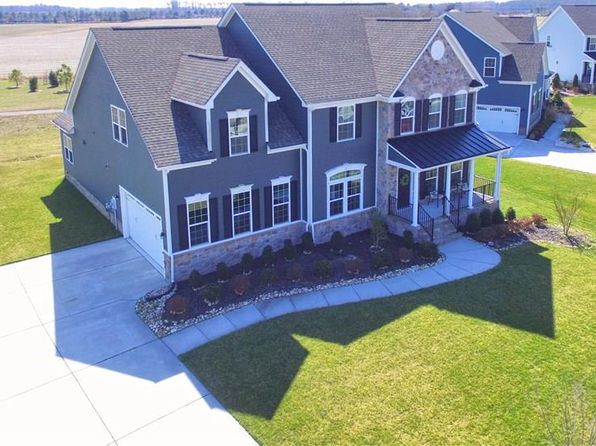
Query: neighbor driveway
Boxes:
[{"xmin": 0, "ymin": 238, "xmax": 256, "ymax": 446}]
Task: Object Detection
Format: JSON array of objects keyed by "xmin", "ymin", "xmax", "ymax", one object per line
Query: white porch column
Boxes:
[
  {"xmin": 444, "ymin": 164, "xmax": 451, "ymax": 216},
  {"xmin": 467, "ymin": 159, "xmax": 475, "ymax": 209},
  {"xmin": 494, "ymin": 152, "xmax": 503, "ymax": 202},
  {"xmin": 412, "ymin": 170, "xmax": 420, "ymax": 227}
]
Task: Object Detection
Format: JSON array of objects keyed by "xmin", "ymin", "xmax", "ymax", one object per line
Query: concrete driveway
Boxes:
[{"xmin": 0, "ymin": 238, "xmax": 256, "ymax": 446}]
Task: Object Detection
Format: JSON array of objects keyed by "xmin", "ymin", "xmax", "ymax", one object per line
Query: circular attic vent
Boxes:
[{"xmin": 431, "ymin": 40, "xmax": 445, "ymax": 61}]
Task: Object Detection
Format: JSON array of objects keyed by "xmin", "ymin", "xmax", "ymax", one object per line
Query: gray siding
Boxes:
[{"xmin": 68, "ymin": 45, "xmax": 165, "ymax": 238}]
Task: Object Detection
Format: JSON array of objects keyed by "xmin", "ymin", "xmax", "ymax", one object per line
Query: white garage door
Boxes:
[
  {"xmin": 476, "ymin": 105, "xmax": 520, "ymax": 134},
  {"xmin": 121, "ymin": 187, "xmax": 164, "ymax": 271}
]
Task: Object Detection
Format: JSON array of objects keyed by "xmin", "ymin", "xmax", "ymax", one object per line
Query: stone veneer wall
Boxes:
[
  {"xmin": 376, "ymin": 102, "xmax": 398, "ymax": 218},
  {"xmin": 312, "ymin": 208, "xmax": 374, "ymax": 244},
  {"xmin": 172, "ymin": 221, "xmax": 306, "ymax": 280}
]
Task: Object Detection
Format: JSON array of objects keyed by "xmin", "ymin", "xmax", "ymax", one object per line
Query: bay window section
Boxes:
[
  {"xmin": 327, "ymin": 166, "xmax": 364, "ymax": 218},
  {"xmin": 428, "ymin": 96, "xmax": 441, "ymax": 130},
  {"xmin": 400, "ymin": 99, "xmax": 415, "ymax": 134},
  {"xmin": 337, "ymin": 104, "xmax": 355, "ymax": 142}
]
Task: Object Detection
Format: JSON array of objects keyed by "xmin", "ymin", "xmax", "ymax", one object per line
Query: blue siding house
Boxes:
[{"xmin": 54, "ymin": 4, "xmax": 509, "ymax": 281}]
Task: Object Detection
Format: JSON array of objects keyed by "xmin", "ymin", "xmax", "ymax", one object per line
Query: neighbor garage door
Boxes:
[
  {"xmin": 121, "ymin": 187, "xmax": 164, "ymax": 272},
  {"xmin": 476, "ymin": 105, "xmax": 520, "ymax": 134}
]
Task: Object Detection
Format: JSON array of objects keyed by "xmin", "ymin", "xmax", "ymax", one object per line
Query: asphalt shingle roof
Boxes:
[
  {"xmin": 52, "ymin": 112, "xmax": 74, "ymax": 134},
  {"xmin": 561, "ymin": 5, "xmax": 596, "ymax": 36},
  {"xmin": 495, "ymin": 16, "xmax": 536, "ymax": 42},
  {"xmin": 501, "ymin": 42, "xmax": 546, "ymax": 82},
  {"xmin": 268, "ymin": 102, "xmax": 306, "ymax": 149},
  {"xmin": 447, "ymin": 11, "xmax": 520, "ymax": 54}
]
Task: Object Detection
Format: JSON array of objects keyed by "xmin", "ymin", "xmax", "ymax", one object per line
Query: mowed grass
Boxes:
[
  {"xmin": 566, "ymin": 95, "xmax": 596, "ymax": 146},
  {"xmin": 183, "ymin": 242, "xmax": 596, "ymax": 445},
  {"xmin": 0, "ymin": 115, "xmax": 118, "ymax": 265},
  {"xmin": 476, "ymin": 157, "xmax": 596, "ymax": 238},
  {"xmin": 0, "ymin": 79, "xmax": 67, "ymax": 112}
]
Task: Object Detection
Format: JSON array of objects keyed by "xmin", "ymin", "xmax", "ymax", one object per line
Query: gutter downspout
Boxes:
[{"xmin": 162, "ymin": 169, "xmax": 174, "ymax": 282}]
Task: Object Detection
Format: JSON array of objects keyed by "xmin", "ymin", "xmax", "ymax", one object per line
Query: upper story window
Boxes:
[
  {"xmin": 400, "ymin": 99, "xmax": 415, "ymax": 134},
  {"xmin": 453, "ymin": 92, "xmax": 467, "ymax": 126},
  {"xmin": 271, "ymin": 177, "xmax": 291, "ymax": 225},
  {"xmin": 327, "ymin": 165, "xmax": 364, "ymax": 218},
  {"xmin": 227, "ymin": 110, "xmax": 250, "ymax": 156},
  {"xmin": 483, "ymin": 57, "xmax": 497, "ymax": 78},
  {"xmin": 111, "ymin": 105, "xmax": 128, "ymax": 146},
  {"xmin": 588, "ymin": 37, "xmax": 596, "ymax": 51},
  {"xmin": 231, "ymin": 185, "xmax": 252, "ymax": 237},
  {"xmin": 187, "ymin": 194, "xmax": 210, "ymax": 247},
  {"xmin": 337, "ymin": 104, "xmax": 355, "ymax": 142},
  {"xmin": 62, "ymin": 133, "xmax": 74, "ymax": 164},
  {"xmin": 428, "ymin": 95, "xmax": 442, "ymax": 130},
  {"xmin": 546, "ymin": 35, "xmax": 551, "ymax": 47}
]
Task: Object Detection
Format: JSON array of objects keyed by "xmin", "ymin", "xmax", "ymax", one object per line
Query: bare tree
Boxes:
[
  {"xmin": 56, "ymin": 64, "xmax": 73, "ymax": 92},
  {"xmin": 553, "ymin": 193, "xmax": 581, "ymax": 238},
  {"xmin": 8, "ymin": 68, "xmax": 23, "ymax": 88}
]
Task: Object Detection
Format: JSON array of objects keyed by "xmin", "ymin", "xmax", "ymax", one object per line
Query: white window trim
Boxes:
[
  {"xmin": 110, "ymin": 104, "xmax": 128, "ymax": 147},
  {"xmin": 424, "ymin": 168, "xmax": 439, "ymax": 194},
  {"xmin": 400, "ymin": 97, "xmax": 416, "ymax": 135},
  {"xmin": 227, "ymin": 109, "xmax": 251, "ymax": 157},
  {"xmin": 230, "ymin": 184, "xmax": 253, "ymax": 237},
  {"xmin": 271, "ymin": 176, "xmax": 292, "ymax": 226},
  {"xmin": 450, "ymin": 162, "xmax": 464, "ymax": 186},
  {"xmin": 325, "ymin": 163, "xmax": 365, "ymax": 219},
  {"xmin": 483, "ymin": 57, "xmax": 497, "ymax": 78},
  {"xmin": 336, "ymin": 104, "xmax": 356, "ymax": 142},
  {"xmin": 428, "ymin": 94, "xmax": 442, "ymax": 130},
  {"xmin": 453, "ymin": 90, "xmax": 467, "ymax": 126},
  {"xmin": 588, "ymin": 37, "xmax": 596, "ymax": 52},
  {"xmin": 186, "ymin": 192, "xmax": 211, "ymax": 247},
  {"xmin": 62, "ymin": 133, "xmax": 74, "ymax": 165}
]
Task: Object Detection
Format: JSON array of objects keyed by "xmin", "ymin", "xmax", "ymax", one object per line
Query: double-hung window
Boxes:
[
  {"xmin": 588, "ymin": 37, "xmax": 596, "ymax": 51},
  {"xmin": 450, "ymin": 162, "xmax": 463, "ymax": 187},
  {"xmin": 400, "ymin": 99, "xmax": 415, "ymax": 134},
  {"xmin": 327, "ymin": 167, "xmax": 363, "ymax": 217},
  {"xmin": 111, "ymin": 105, "xmax": 128, "ymax": 146},
  {"xmin": 187, "ymin": 195, "xmax": 210, "ymax": 247},
  {"xmin": 228, "ymin": 110, "xmax": 250, "ymax": 156},
  {"xmin": 231, "ymin": 186, "xmax": 252, "ymax": 236},
  {"xmin": 483, "ymin": 57, "xmax": 496, "ymax": 78},
  {"xmin": 62, "ymin": 134, "xmax": 74, "ymax": 164},
  {"xmin": 428, "ymin": 96, "xmax": 441, "ymax": 130},
  {"xmin": 271, "ymin": 177, "xmax": 291, "ymax": 225},
  {"xmin": 337, "ymin": 104, "xmax": 355, "ymax": 141},
  {"xmin": 453, "ymin": 92, "xmax": 467, "ymax": 125},
  {"xmin": 424, "ymin": 168, "xmax": 439, "ymax": 195}
]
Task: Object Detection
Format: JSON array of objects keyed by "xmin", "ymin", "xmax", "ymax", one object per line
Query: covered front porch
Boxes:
[{"xmin": 386, "ymin": 124, "xmax": 510, "ymax": 241}]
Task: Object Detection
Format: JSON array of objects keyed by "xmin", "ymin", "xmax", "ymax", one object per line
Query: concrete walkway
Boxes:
[{"xmin": 0, "ymin": 108, "xmax": 62, "ymax": 117}]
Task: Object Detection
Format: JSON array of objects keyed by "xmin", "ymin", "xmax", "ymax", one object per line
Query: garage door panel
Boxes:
[{"xmin": 476, "ymin": 104, "xmax": 519, "ymax": 134}]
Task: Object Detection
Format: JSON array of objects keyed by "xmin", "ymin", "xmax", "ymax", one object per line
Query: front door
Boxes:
[{"xmin": 397, "ymin": 169, "xmax": 411, "ymax": 208}]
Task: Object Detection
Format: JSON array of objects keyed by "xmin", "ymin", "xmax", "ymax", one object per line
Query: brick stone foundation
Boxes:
[{"xmin": 312, "ymin": 208, "xmax": 374, "ymax": 244}]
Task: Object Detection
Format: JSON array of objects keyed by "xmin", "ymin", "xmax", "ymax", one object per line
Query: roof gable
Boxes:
[
  {"xmin": 496, "ymin": 16, "xmax": 536, "ymax": 42},
  {"xmin": 561, "ymin": 5, "xmax": 596, "ymax": 36}
]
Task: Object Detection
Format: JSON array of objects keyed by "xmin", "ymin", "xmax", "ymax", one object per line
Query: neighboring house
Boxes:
[
  {"xmin": 538, "ymin": 4, "xmax": 596, "ymax": 88},
  {"xmin": 445, "ymin": 11, "xmax": 550, "ymax": 135},
  {"xmin": 53, "ymin": 4, "xmax": 509, "ymax": 281}
]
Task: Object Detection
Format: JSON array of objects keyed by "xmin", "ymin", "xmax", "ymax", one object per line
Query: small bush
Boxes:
[
  {"xmin": 372, "ymin": 250, "xmax": 393, "ymax": 269},
  {"xmin": 480, "ymin": 208, "xmax": 492, "ymax": 228},
  {"xmin": 402, "ymin": 229, "xmax": 414, "ymax": 249},
  {"xmin": 344, "ymin": 257, "xmax": 363, "ymax": 275},
  {"xmin": 494, "ymin": 223, "xmax": 510, "ymax": 239},
  {"xmin": 231, "ymin": 274, "xmax": 251, "ymax": 296},
  {"xmin": 241, "ymin": 253, "xmax": 254, "ymax": 274},
  {"xmin": 572, "ymin": 73, "xmax": 579, "ymax": 90},
  {"xmin": 330, "ymin": 231, "xmax": 344, "ymax": 252},
  {"xmin": 283, "ymin": 239, "xmax": 296, "ymax": 261},
  {"xmin": 260, "ymin": 245, "xmax": 274, "ymax": 267},
  {"xmin": 492, "ymin": 208, "xmax": 505, "ymax": 225},
  {"xmin": 301, "ymin": 232, "xmax": 314, "ymax": 254},
  {"xmin": 532, "ymin": 213, "xmax": 547, "ymax": 228},
  {"xmin": 28, "ymin": 76, "xmax": 38, "ymax": 92},
  {"xmin": 259, "ymin": 267, "xmax": 278, "ymax": 287},
  {"xmin": 474, "ymin": 226, "xmax": 497, "ymax": 243},
  {"xmin": 202, "ymin": 284, "xmax": 220, "ymax": 306},
  {"xmin": 286, "ymin": 262, "xmax": 303, "ymax": 282},
  {"xmin": 417, "ymin": 242, "xmax": 439, "ymax": 260},
  {"xmin": 313, "ymin": 259, "xmax": 333, "ymax": 279},
  {"xmin": 506, "ymin": 207, "xmax": 517, "ymax": 221},
  {"xmin": 370, "ymin": 210, "xmax": 388, "ymax": 250},
  {"xmin": 465, "ymin": 213, "xmax": 481, "ymax": 234},
  {"xmin": 216, "ymin": 262, "xmax": 230, "ymax": 282},
  {"xmin": 189, "ymin": 270, "xmax": 202, "ymax": 290},
  {"xmin": 397, "ymin": 247, "xmax": 413, "ymax": 264},
  {"xmin": 165, "ymin": 295, "xmax": 188, "ymax": 318},
  {"xmin": 48, "ymin": 70, "xmax": 59, "ymax": 88}
]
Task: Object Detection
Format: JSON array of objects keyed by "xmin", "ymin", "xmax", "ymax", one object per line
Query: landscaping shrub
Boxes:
[
  {"xmin": 553, "ymin": 193, "xmax": 581, "ymax": 238},
  {"xmin": 189, "ymin": 269, "xmax": 202, "ymax": 291},
  {"xmin": 344, "ymin": 257, "xmax": 363, "ymax": 275},
  {"xmin": 241, "ymin": 253, "xmax": 254, "ymax": 274},
  {"xmin": 48, "ymin": 70, "xmax": 59, "ymax": 88},
  {"xmin": 260, "ymin": 245, "xmax": 274, "ymax": 267},
  {"xmin": 402, "ymin": 229, "xmax": 414, "ymax": 249},
  {"xmin": 465, "ymin": 213, "xmax": 481, "ymax": 234},
  {"xmin": 283, "ymin": 239, "xmax": 296, "ymax": 261},
  {"xmin": 301, "ymin": 232, "xmax": 314, "ymax": 254},
  {"xmin": 572, "ymin": 74, "xmax": 579, "ymax": 90},
  {"xmin": 551, "ymin": 73, "xmax": 561, "ymax": 90},
  {"xmin": 231, "ymin": 274, "xmax": 251, "ymax": 296},
  {"xmin": 286, "ymin": 262, "xmax": 303, "ymax": 282},
  {"xmin": 259, "ymin": 267, "xmax": 278, "ymax": 287},
  {"xmin": 493, "ymin": 223, "xmax": 510, "ymax": 239},
  {"xmin": 370, "ymin": 210, "xmax": 388, "ymax": 251},
  {"xmin": 480, "ymin": 208, "xmax": 492, "ymax": 227},
  {"xmin": 473, "ymin": 226, "xmax": 497, "ymax": 243},
  {"xmin": 506, "ymin": 207, "xmax": 517, "ymax": 221},
  {"xmin": 330, "ymin": 231, "xmax": 344, "ymax": 253},
  {"xmin": 531, "ymin": 213, "xmax": 547, "ymax": 229},
  {"xmin": 397, "ymin": 247, "xmax": 413, "ymax": 264},
  {"xmin": 416, "ymin": 242, "xmax": 439, "ymax": 260},
  {"xmin": 372, "ymin": 249, "xmax": 393, "ymax": 269},
  {"xmin": 28, "ymin": 76, "xmax": 38, "ymax": 92},
  {"xmin": 492, "ymin": 208, "xmax": 505, "ymax": 225},
  {"xmin": 216, "ymin": 262, "xmax": 230, "ymax": 282},
  {"xmin": 202, "ymin": 284, "xmax": 220, "ymax": 306},
  {"xmin": 313, "ymin": 259, "xmax": 333, "ymax": 279},
  {"xmin": 165, "ymin": 295, "xmax": 188, "ymax": 318}
]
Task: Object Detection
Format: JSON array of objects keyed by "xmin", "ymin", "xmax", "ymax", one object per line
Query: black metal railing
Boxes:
[
  {"xmin": 417, "ymin": 204, "xmax": 434, "ymax": 241},
  {"xmin": 473, "ymin": 175, "xmax": 496, "ymax": 204},
  {"xmin": 388, "ymin": 195, "xmax": 413, "ymax": 223},
  {"xmin": 443, "ymin": 195, "xmax": 460, "ymax": 230}
]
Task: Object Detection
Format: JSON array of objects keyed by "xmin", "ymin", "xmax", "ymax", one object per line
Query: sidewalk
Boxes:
[{"xmin": 0, "ymin": 108, "xmax": 62, "ymax": 117}]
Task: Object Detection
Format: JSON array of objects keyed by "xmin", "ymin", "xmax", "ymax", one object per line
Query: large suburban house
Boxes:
[
  {"xmin": 538, "ymin": 4, "xmax": 596, "ymax": 89},
  {"xmin": 53, "ymin": 3, "xmax": 509, "ymax": 281},
  {"xmin": 445, "ymin": 11, "xmax": 550, "ymax": 135}
]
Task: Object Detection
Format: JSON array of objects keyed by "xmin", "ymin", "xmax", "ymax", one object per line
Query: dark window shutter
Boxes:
[
  {"xmin": 466, "ymin": 93, "xmax": 475, "ymax": 124},
  {"xmin": 422, "ymin": 99, "xmax": 430, "ymax": 131},
  {"xmin": 463, "ymin": 161, "xmax": 470, "ymax": 183},
  {"xmin": 177, "ymin": 204, "xmax": 189, "ymax": 251},
  {"xmin": 264, "ymin": 186, "xmax": 272, "ymax": 228},
  {"xmin": 394, "ymin": 102, "xmax": 402, "ymax": 136},
  {"xmin": 448, "ymin": 96, "xmax": 455, "ymax": 127},
  {"xmin": 329, "ymin": 107, "xmax": 337, "ymax": 143},
  {"xmin": 223, "ymin": 194, "xmax": 232, "ymax": 239},
  {"xmin": 419, "ymin": 173, "xmax": 426, "ymax": 200},
  {"xmin": 291, "ymin": 180, "xmax": 299, "ymax": 221},
  {"xmin": 441, "ymin": 97, "xmax": 449, "ymax": 128},
  {"xmin": 219, "ymin": 119, "xmax": 229, "ymax": 157},
  {"xmin": 252, "ymin": 188, "xmax": 260, "ymax": 230},
  {"xmin": 438, "ymin": 167, "xmax": 446, "ymax": 194},
  {"xmin": 415, "ymin": 100, "xmax": 423, "ymax": 132},
  {"xmin": 209, "ymin": 197, "xmax": 219, "ymax": 243},
  {"xmin": 355, "ymin": 103, "xmax": 363, "ymax": 138},
  {"xmin": 250, "ymin": 115, "xmax": 258, "ymax": 153}
]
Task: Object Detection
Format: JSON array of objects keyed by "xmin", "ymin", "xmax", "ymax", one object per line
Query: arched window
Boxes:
[
  {"xmin": 400, "ymin": 97, "xmax": 415, "ymax": 134},
  {"xmin": 326, "ymin": 164, "xmax": 365, "ymax": 218}
]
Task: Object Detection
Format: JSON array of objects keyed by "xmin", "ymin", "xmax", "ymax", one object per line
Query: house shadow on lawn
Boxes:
[{"xmin": 183, "ymin": 242, "xmax": 554, "ymax": 419}]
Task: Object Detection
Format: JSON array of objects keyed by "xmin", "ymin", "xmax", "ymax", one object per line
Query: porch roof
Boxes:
[{"xmin": 387, "ymin": 124, "xmax": 509, "ymax": 170}]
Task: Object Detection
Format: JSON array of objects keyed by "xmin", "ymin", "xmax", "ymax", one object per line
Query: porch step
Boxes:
[{"xmin": 432, "ymin": 216, "xmax": 463, "ymax": 245}]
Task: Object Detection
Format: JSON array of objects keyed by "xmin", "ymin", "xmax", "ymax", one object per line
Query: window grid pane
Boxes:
[
  {"xmin": 232, "ymin": 191, "xmax": 251, "ymax": 236},
  {"xmin": 328, "ymin": 169, "xmax": 362, "ymax": 217},
  {"xmin": 272, "ymin": 182, "xmax": 290, "ymax": 225}
]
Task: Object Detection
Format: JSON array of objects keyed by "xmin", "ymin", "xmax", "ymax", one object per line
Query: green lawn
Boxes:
[
  {"xmin": 183, "ymin": 242, "xmax": 596, "ymax": 445},
  {"xmin": 0, "ymin": 115, "xmax": 118, "ymax": 265},
  {"xmin": 564, "ymin": 96, "xmax": 596, "ymax": 147},
  {"xmin": 476, "ymin": 157, "xmax": 596, "ymax": 238},
  {"xmin": 0, "ymin": 78, "xmax": 67, "ymax": 112}
]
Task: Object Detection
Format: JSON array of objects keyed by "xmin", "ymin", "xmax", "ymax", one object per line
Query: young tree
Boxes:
[
  {"xmin": 8, "ymin": 68, "xmax": 23, "ymax": 87},
  {"xmin": 28, "ymin": 76, "xmax": 38, "ymax": 92},
  {"xmin": 553, "ymin": 193, "xmax": 581, "ymax": 238},
  {"xmin": 572, "ymin": 74, "xmax": 579, "ymax": 90},
  {"xmin": 48, "ymin": 70, "xmax": 59, "ymax": 88},
  {"xmin": 57, "ymin": 64, "xmax": 73, "ymax": 91},
  {"xmin": 551, "ymin": 73, "xmax": 561, "ymax": 91}
]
